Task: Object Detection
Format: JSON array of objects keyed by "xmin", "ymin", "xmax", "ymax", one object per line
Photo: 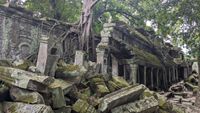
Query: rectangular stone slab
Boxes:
[
  {"xmin": 3, "ymin": 102, "xmax": 54, "ymax": 113},
  {"xmin": 0, "ymin": 66, "xmax": 51, "ymax": 92},
  {"xmin": 0, "ymin": 66, "xmax": 72, "ymax": 94},
  {"xmin": 48, "ymin": 79, "xmax": 73, "ymax": 94},
  {"xmin": 98, "ymin": 85, "xmax": 146, "ymax": 112},
  {"xmin": 111, "ymin": 96, "xmax": 158, "ymax": 113}
]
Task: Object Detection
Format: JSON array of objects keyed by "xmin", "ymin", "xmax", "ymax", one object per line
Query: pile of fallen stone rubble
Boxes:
[
  {"xmin": 167, "ymin": 72, "xmax": 198, "ymax": 106},
  {"xmin": 0, "ymin": 59, "xmax": 186, "ymax": 113}
]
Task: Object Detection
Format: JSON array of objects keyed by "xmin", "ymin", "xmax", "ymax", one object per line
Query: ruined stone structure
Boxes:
[
  {"xmin": 0, "ymin": 6, "xmax": 191, "ymax": 91},
  {"xmin": 0, "ymin": 6, "xmax": 74, "ymax": 60},
  {"xmin": 97, "ymin": 23, "xmax": 191, "ymax": 90}
]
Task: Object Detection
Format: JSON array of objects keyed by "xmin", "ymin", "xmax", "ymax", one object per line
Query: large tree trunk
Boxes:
[
  {"xmin": 195, "ymin": 56, "xmax": 200, "ymax": 107},
  {"xmin": 79, "ymin": 0, "xmax": 100, "ymax": 52}
]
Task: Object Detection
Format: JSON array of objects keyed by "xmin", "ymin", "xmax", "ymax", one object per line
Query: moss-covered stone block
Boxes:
[
  {"xmin": 0, "ymin": 60, "xmax": 12, "ymax": 67},
  {"xmin": 72, "ymin": 99, "xmax": 97, "ymax": 113},
  {"xmin": 111, "ymin": 76, "xmax": 129, "ymax": 88},
  {"xmin": 90, "ymin": 77, "xmax": 110, "ymax": 96},
  {"xmin": 10, "ymin": 86, "xmax": 44, "ymax": 104},
  {"xmin": 14, "ymin": 60, "xmax": 34, "ymax": 71},
  {"xmin": 3, "ymin": 102, "xmax": 54, "ymax": 113}
]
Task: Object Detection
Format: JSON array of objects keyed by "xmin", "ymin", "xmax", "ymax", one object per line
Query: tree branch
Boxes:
[{"xmin": 90, "ymin": 0, "xmax": 100, "ymax": 9}]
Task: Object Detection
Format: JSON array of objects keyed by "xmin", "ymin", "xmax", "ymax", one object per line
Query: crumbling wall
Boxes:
[
  {"xmin": 0, "ymin": 6, "xmax": 70, "ymax": 60},
  {"xmin": 97, "ymin": 22, "xmax": 191, "ymax": 90}
]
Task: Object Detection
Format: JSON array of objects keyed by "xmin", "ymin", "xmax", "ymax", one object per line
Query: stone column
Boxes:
[
  {"xmin": 168, "ymin": 68, "xmax": 171, "ymax": 84},
  {"xmin": 172, "ymin": 66, "xmax": 176, "ymax": 82},
  {"xmin": 130, "ymin": 64, "xmax": 138, "ymax": 84},
  {"xmin": 184, "ymin": 68, "xmax": 187, "ymax": 79},
  {"xmin": 192, "ymin": 62, "xmax": 199, "ymax": 74},
  {"xmin": 74, "ymin": 50, "xmax": 85, "ymax": 66},
  {"xmin": 96, "ymin": 50, "xmax": 108, "ymax": 74},
  {"xmin": 137, "ymin": 67, "xmax": 140, "ymax": 83},
  {"xmin": 163, "ymin": 70, "xmax": 167, "ymax": 89},
  {"xmin": 112, "ymin": 55, "xmax": 118, "ymax": 76},
  {"xmin": 151, "ymin": 68, "xmax": 154, "ymax": 88},
  {"xmin": 36, "ymin": 35, "xmax": 49, "ymax": 74},
  {"xmin": 176, "ymin": 67, "xmax": 179, "ymax": 81},
  {"xmin": 96, "ymin": 23, "xmax": 115, "ymax": 74},
  {"xmin": 156, "ymin": 69, "xmax": 159, "ymax": 90},
  {"xmin": 144, "ymin": 66, "xmax": 147, "ymax": 85}
]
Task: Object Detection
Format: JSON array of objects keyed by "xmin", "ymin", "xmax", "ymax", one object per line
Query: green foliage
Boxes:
[
  {"xmin": 24, "ymin": 0, "xmax": 81, "ymax": 22},
  {"xmin": 156, "ymin": 0, "xmax": 200, "ymax": 56},
  {"xmin": 22, "ymin": 0, "xmax": 200, "ymax": 57}
]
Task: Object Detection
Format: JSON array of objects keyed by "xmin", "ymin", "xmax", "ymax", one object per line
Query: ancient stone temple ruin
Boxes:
[
  {"xmin": 0, "ymin": 5, "xmax": 195, "ymax": 113},
  {"xmin": 0, "ymin": 5, "xmax": 77, "ymax": 61},
  {"xmin": 97, "ymin": 22, "xmax": 191, "ymax": 90},
  {"xmin": 0, "ymin": 5, "xmax": 191, "ymax": 90}
]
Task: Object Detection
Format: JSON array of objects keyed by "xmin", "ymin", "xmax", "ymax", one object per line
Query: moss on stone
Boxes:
[
  {"xmin": 107, "ymin": 81, "xmax": 120, "ymax": 92},
  {"xmin": 96, "ymin": 85, "xmax": 110, "ymax": 95},
  {"xmin": 111, "ymin": 76, "xmax": 129, "ymax": 88},
  {"xmin": 7, "ymin": 104, "xmax": 17, "ymax": 113},
  {"xmin": 0, "ymin": 60, "xmax": 12, "ymax": 67},
  {"xmin": 80, "ymin": 88, "xmax": 91, "ymax": 97},
  {"xmin": 57, "ymin": 64, "xmax": 79, "ymax": 72},
  {"xmin": 172, "ymin": 105, "xmax": 185, "ymax": 113},
  {"xmin": 131, "ymin": 45, "xmax": 162, "ymax": 66},
  {"xmin": 15, "ymin": 60, "xmax": 34, "ymax": 71}
]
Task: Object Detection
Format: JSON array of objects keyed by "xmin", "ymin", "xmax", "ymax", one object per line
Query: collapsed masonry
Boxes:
[
  {"xmin": 97, "ymin": 22, "xmax": 192, "ymax": 90},
  {"xmin": 0, "ymin": 5, "xmax": 192, "ymax": 91},
  {"xmin": 0, "ymin": 5, "xmax": 193, "ymax": 113}
]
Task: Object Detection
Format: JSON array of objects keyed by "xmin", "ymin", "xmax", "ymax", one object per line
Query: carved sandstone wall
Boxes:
[{"xmin": 0, "ymin": 6, "xmax": 69, "ymax": 60}]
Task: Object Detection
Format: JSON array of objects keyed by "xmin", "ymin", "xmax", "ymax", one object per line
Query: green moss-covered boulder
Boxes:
[
  {"xmin": 141, "ymin": 89, "xmax": 167, "ymax": 108},
  {"xmin": 90, "ymin": 77, "xmax": 110, "ymax": 97},
  {"xmin": 140, "ymin": 88, "xmax": 154, "ymax": 99},
  {"xmin": 160, "ymin": 103, "xmax": 185, "ymax": 113},
  {"xmin": 10, "ymin": 87, "xmax": 44, "ymax": 104},
  {"xmin": 14, "ymin": 60, "xmax": 34, "ymax": 71},
  {"xmin": 160, "ymin": 102, "xmax": 173, "ymax": 111},
  {"xmin": 72, "ymin": 99, "xmax": 97, "ymax": 113},
  {"xmin": 186, "ymin": 75, "xmax": 198, "ymax": 85},
  {"xmin": 171, "ymin": 105, "xmax": 185, "ymax": 113},
  {"xmin": 0, "ymin": 60, "xmax": 13, "ymax": 67},
  {"xmin": 55, "ymin": 64, "xmax": 80, "ymax": 79},
  {"xmin": 184, "ymin": 82, "xmax": 198, "ymax": 91},
  {"xmin": 154, "ymin": 93, "xmax": 167, "ymax": 108},
  {"xmin": 107, "ymin": 81, "xmax": 120, "ymax": 92},
  {"xmin": 111, "ymin": 76, "xmax": 129, "ymax": 88}
]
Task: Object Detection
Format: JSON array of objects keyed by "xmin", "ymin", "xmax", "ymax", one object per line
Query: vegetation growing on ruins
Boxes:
[{"xmin": 1, "ymin": 0, "xmax": 200, "ymax": 112}]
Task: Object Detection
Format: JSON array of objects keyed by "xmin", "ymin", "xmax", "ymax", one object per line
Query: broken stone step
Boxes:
[
  {"xmin": 98, "ymin": 84, "xmax": 146, "ymax": 112},
  {"xmin": 111, "ymin": 96, "xmax": 158, "ymax": 113},
  {"xmin": 10, "ymin": 86, "xmax": 45, "ymax": 104},
  {"xmin": 3, "ymin": 102, "xmax": 54, "ymax": 113}
]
